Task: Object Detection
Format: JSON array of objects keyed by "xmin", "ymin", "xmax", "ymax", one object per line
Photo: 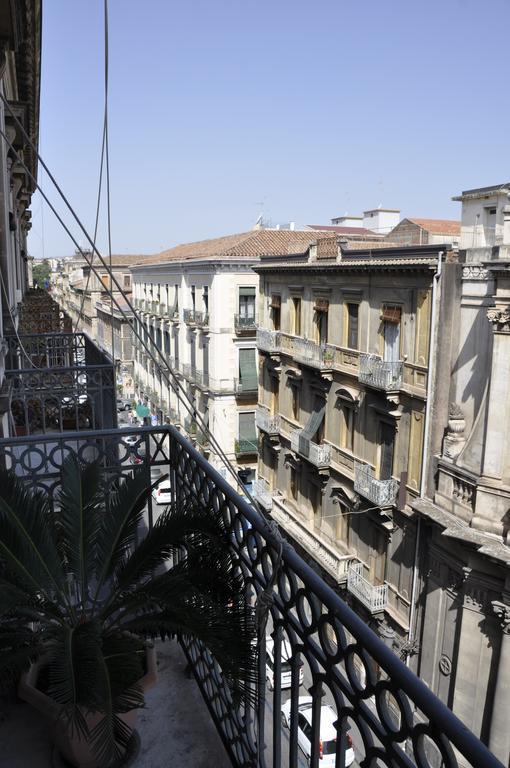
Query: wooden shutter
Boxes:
[
  {"xmin": 381, "ymin": 305, "xmax": 401, "ymax": 323},
  {"xmin": 415, "ymin": 290, "xmax": 431, "ymax": 365}
]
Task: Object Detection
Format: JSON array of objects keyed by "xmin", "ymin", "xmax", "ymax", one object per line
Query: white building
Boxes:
[
  {"xmin": 452, "ymin": 181, "xmax": 510, "ymax": 253},
  {"xmin": 130, "ymin": 229, "xmax": 333, "ymax": 488}
]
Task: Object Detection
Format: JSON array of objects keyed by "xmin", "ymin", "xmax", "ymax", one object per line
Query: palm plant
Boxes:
[{"xmin": 0, "ymin": 455, "xmax": 256, "ymax": 767}]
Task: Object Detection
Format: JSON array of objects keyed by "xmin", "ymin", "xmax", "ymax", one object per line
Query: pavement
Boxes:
[{"xmin": 0, "ymin": 641, "xmax": 230, "ymax": 768}]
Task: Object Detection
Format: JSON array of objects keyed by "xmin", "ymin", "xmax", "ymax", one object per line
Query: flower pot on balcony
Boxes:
[{"xmin": 19, "ymin": 646, "xmax": 157, "ymax": 768}]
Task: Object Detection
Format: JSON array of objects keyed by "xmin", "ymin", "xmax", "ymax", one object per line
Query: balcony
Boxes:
[
  {"xmin": 291, "ymin": 429, "xmax": 331, "ymax": 468},
  {"xmin": 257, "ymin": 328, "xmax": 281, "ymax": 353},
  {"xmin": 291, "ymin": 337, "xmax": 334, "ymax": 370},
  {"xmin": 18, "ymin": 288, "xmax": 72, "ymax": 334},
  {"xmin": 347, "ymin": 562, "xmax": 389, "ymax": 613},
  {"xmin": 0, "ymin": 425, "xmax": 500, "ymax": 768},
  {"xmin": 235, "ymin": 436, "xmax": 258, "ymax": 456},
  {"xmin": 358, "ymin": 353, "xmax": 403, "ymax": 390},
  {"xmin": 183, "ymin": 309, "xmax": 209, "ymax": 328},
  {"xmin": 234, "ymin": 313, "xmax": 257, "ymax": 334},
  {"xmin": 5, "ymin": 332, "xmax": 116, "ymax": 435},
  {"xmin": 252, "ymin": 477, "xmax": 273, "ymax": 510},
  {"xmin": 256, "ymin": 405, "xmax": 280, "ymax": 435},
  {"xmin": 234, "ymin": 377, "xmax": 258, "ymax": 395},
  {"xmin": 354, "ymin": 460, "xmax": 399, "ymax": 507}
]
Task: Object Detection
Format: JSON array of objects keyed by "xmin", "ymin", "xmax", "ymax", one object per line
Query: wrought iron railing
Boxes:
[
  {"xmin": 235, "ymin": 436, "xmax": 258, "ymax": 454},
  {"xmin": 358, "ymin": 353, "xmax": 403, "ymax": 390},
  {"xmin": 354, "ymin": 460, "xmax": 399, "ymax": 507},
  {"xmin": 234, "ymin": 313, "xmax": 257, "ymax": 333},
  {"xmin": 256, "ymin": 405, "xmax": 280, "ymax": 435},
  {"xmin": 0, "ymin": 425, "xmax": 502, "ymax": 768},
  {"xmin": 183, "ymin": 309, "xmax": 208, "ymax": 327},
  {"xmin": 347, "ymin": 562, "xmax": 388, "ymax": 613},
  {"xmin": 291, "ymin": 428, "xmax": 331, "ymax": 468}
]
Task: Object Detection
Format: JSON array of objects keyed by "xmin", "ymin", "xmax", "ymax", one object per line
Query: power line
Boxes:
[{"xmin": 0, "ymin": 102, "xmax": 258, "ymax": 505}]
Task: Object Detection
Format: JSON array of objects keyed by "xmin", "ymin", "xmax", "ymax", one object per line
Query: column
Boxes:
[{"xmin": 489, "ymin": 599, "xmax": 510, "ymax": 765}]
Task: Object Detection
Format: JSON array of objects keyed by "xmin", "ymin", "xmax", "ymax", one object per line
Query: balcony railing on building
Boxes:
[
  {"xmin": 291, "ymin": 429, "xmax": 331, "ymax": 468},
  {"xmin": 17, "ymin": 288, "xmax": 72, "ymax": 334},
  {"xmin": 234, "ymin": 313, "xmax": 257, "ymax": 334},
  {"xmin": 234, "ymin": 377, "xmax": 258, "ymax": 395},
  {"xmin": 256, "ymin": 328, "xmax": 281, "ymax": 353},
  {"xmin": 291, "ymin": 337, "xmax": 334, "ymax": 369},
  {"xmin": 347, "ymin": 562, "xmax": 388, "ymax": 613},
  {"xmin": 358, "ymin": 353, "xmax": 403, "ymax": 390},
  {"xmin": 354, "ymin": 460, "xmax": 399, "ymax": 507},
  {"xmin": 0, "ymin": 424, "xmax": 499, "ymax": 768},
  {"xmin": 252, "ymin": 477, "xmax": 273, "ymax": 510},
  {"xmin": 4, "ymin": 331, "xmax": 116, "ymax": 436},
  {"xmin": 235, "ymin": 434, "xmax": 258, "ymax": 456},
  {"xmin": 183, "ymin": 309, "xmax": 209, "ymax": 328},
  {"xmin": 255, "ymin": 405, "xmax": 280, "ymax": 435}
]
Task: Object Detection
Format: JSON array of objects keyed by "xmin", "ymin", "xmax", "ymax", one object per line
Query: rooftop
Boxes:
[
  {"xmin": 306, "ymin": 224, "xmax": 383, "ymax": 237},
  {"xmin": 453, "ymin": 183, "xmax": 510, "ymax": 200},
  {"xmin": 406, "ymin": 217, "xmax": 461, "ymax": 235}
]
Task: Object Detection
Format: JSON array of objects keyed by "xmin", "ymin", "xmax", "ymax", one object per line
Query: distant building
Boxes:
[
  {"xmin": 452, "ymin": 181, "xmax": 510, "ymax": 252},
  {"xmin": 387, "ymin": 217, "xmax": 461, "ymax": 246},
  {"xmin": 362, "ymin": 207, "xmax": 401, "ymax": 234}
]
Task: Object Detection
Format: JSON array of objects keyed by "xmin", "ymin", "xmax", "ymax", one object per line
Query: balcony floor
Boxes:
[{"xmin": 0, "ymin": 640, "xmax": 230, "ymax": 768}]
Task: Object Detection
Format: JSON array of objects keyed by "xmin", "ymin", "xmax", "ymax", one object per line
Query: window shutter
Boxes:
[
  {"xmin": 270, "ymin": 294, "xmax": 281, "ymax": 308},
  {"xmin": 381, "ymin": 305, "xmax": 401, "ymax": 323},
  {"xmin": 239, "ymin": 348, "xmax": 258, "ymax": 390},
  {"xmin": 314, "ymin": 298, "xmax": 329, "ymax": 312}
]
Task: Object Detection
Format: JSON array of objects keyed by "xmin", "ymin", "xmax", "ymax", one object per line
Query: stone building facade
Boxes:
[
  {"xmin": 387, "ymin": 217, "xmax": 461, "ymax": 247},
  {"xmin": 254, "ymin": 210, "xmax": 510, "ymax": 765}
]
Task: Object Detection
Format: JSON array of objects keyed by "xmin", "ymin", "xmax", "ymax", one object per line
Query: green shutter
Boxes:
[
  {"xmin": 239, "ymin": 348, "xmax": 258, "ymax": 392},
  {"xmin": 239, "ymin": 286, "xmax": 256, "ymax": 296}
]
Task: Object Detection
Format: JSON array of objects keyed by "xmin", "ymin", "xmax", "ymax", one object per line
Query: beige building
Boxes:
[{"xmin": 387, "ymin": 217, "xmax": 461, "ymax": 247}]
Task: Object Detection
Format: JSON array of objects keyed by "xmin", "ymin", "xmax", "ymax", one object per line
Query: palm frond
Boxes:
[
  {"xmin": 92, "ymin": 469, "xmax": 155, "ymax": 605},
  {"xmin": 57, "ymin": 455, "xmax": 102, "ymax": 608},
  {"xmin": 0, "ymin": 469, "xmax": 68, "ymax": 609},
  {"xmin": 0, "ymin": 626, "xmax": 42, "ymax": 692}
]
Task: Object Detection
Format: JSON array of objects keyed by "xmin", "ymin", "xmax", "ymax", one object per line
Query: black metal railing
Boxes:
[{"xmin": 0, "ymin": 425, "xmax": 503, "ymax": 768}]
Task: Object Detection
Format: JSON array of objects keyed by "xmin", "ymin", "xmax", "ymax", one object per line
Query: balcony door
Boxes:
[
  {"xmin": 378, "ymin": 421, "xmax": 395, "ymax": 481},
  {"xmin": 383, "ymin": 322, "xmax": 400, "ymax": 362},
  {"xmin": 239, "ymin": 287, "xmax": 255, "ymax": 322}
]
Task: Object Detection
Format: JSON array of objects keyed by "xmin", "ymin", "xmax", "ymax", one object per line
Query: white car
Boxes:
[
  {"xmin": 152, "ymin": 478, "xmax": 171, "ymax": 505},
  {"xmin": 265, "ymin": 636, "xmax": 303, "ymax": 690},
  {"xmin": 281, "ymin": 696, "xmax": 355, "ymax": 767}
]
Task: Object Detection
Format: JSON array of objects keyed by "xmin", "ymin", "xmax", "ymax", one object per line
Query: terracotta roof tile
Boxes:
[
  {"xmin": 406, "ymin": 218, "xmax": 460, "ymax": 235},
  {"xmin": 307, "ymin": 224, "xmax": 381, "ymax": 237}
]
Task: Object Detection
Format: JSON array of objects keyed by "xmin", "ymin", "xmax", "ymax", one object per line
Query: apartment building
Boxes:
[
  {"xmin": 130, "ymin": 230, "xmax": 338, "ymax": 487},
  {"xmin": 387, "ymin": 217, "xmax": 461, "ymax": 247},
  {"xmin": 255, "ymin": 191, "xmax": 510, "ymax": 764},
  {"xmin": 52, "ymin": 250, "xmax": 151, "ymax": 397}
]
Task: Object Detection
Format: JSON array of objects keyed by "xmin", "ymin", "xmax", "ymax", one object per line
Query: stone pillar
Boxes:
[
  {"xmin": 489, "ymin": 599, "xmax": 510, "ymax": 765},
  {"xmin": 472, "ymin": 266, "xmax": 510, "ymax": 535}
]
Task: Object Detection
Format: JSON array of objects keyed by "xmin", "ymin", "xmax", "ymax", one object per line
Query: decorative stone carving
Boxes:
[
  {"xmin": 462, "ymin": 265, "xmax": 489, "ymax": 280},
  {"xmin": 487, "ymin": 306, "xmax": 510, "ymax": 333},
  {"xmin": 443, "ymin": 402, "xmax": 466, "ymax": 459},
  {"xmin": 439, "ymin": 654, "xmax": 452, "ymax": 676},
  {"xmin": 492, "ymin": 600, "xmax": 510, "ymax": 635}
]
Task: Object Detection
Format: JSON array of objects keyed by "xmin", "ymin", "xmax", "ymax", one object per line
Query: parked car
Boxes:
[
  {"xmin": 281, "ymin": 697, "xmax": 355, "ymax": 767},
  {"xmin": 117, "ymin": 398, "xmax": 132, "ymax": 411},
  {"xmin": 152, "ymin": 477, "xmax": 171, "ymax": 505},
  {"xmin": 265, "ymin": 636, "xmax": 303, "ymax": 690}
]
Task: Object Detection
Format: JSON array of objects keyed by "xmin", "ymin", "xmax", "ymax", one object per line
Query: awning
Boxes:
[
  {"xmin": 239, "ymin": 286, "xmax": 256, "ymax": 296},
  {"xmin": 298, "ymin": 401, "xmax": 326, "ymax": 456}
]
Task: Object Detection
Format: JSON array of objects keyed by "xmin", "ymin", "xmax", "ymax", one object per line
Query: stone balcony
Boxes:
[
  {"xmin": 347, "ymin": 562, "xmax": 389, "ymax": 613},
  {"xmin": 255, "ymin": 405, "xmax": 280, "ymax": 435},
  {"xmin": 291, "ymin": 428, "xmax": 331, "ymax": 468},
  {"xmin": 183, "ymin": 309, "xmax": 209, "ymax": 328},
  {"xmin": 358, "ymin": 353, "xmax": 403, "ymax": 391},
  {"xmin": 354, "ymin": 460, "xmax": 399, "ymax": 507},
  {"xmin": 256, "ymin": 328, "xmax": 281, "ymax": 353}
]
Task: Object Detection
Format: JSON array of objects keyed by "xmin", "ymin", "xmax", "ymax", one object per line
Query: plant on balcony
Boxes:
[
  {"xmin": 322, "ymin": 349, "xmax": 334, "ymax": 366},
  {"xmin": 0, "ymin": 456, "xmax": 256, "ymax": 768}
]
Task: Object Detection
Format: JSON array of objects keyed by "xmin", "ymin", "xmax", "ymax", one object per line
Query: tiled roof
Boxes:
[
  {"xmin": 342, "ymin": 240, "xmax": 399, "ymax": 251},
  {"xmin": 134, "ymin": 230, "xmax": 337, "ymax": 267},
  {"xmin": 90, "ymin": 254, "xmax": 154, "ymax": 266},
  {"xmin": 306, "ymin": 224, "xmax": 381, "ymax": 237},
  {"xmin": 406, "ymin": 218, "xmax": 460, "ymax": 235}
]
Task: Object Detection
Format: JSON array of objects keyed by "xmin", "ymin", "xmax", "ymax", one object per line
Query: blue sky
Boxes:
[{"xmin": 29, "ymin": 0, "xmax": 510, "ymax": 260}]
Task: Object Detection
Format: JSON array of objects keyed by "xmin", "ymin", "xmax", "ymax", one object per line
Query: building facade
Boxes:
[
  {"xmin": 387, "ymin": 217, "xmax": 461, "ymax": 247},
  {"xmin": 255, "ymin": 199, "xmax": 510, "ymax": 765},
  {"xmin": 130, "ymin": 230, "xmax": 338, "ymax": 488}
]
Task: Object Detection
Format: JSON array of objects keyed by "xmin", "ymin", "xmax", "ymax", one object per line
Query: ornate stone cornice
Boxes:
[
  {"xmin": 487, "ymin": 306, "xmax": 510, "ymax": 332},
  {"xmin": 492, "ymin": 600, "xmax": 510, "ymax": 635},
  {"xmin": 463, "ymin": 265, "xmax": 489, "ymax": 281}
]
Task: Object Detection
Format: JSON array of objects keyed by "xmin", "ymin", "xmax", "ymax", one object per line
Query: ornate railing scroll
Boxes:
[{"xmin": 0, "ymin": 426, "xmax": 503, "ymax": 768}]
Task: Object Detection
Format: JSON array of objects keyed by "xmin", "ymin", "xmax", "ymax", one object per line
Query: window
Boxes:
[
  {"xmin": 101, "ymin": 275, "xmax": 110, "ymax": 289},
  {"xmin": 340, "ymin": 402, "xmax": 356, "ymax": 452},
  {"xmin": 203, "ymin": 286, "xmax": 209, "ymax": 313},
  {"xmin": 346, "ymin": 302, "xmax": 359, "ymax": 349},
  {"xmin": 238, "ymin": 412, "xmax": 257, "ymax": 452},
  {"xmin": 291, "ymin": 384, "xmax": 300, "ymax": 421},
  {"xmin": 191, "ymin": 286, "xmax": 196, "ymax": 311},
  {"xmin": 238, "ymin": 348, "xmax": 258, "ymax": 391},
  {"xmin": 314, "ymin": 305, "xmax": 328, "ymax": 344},
  {"xmin": 271, "ymin": 376, "xmax": 279, "ymax": 415},
  {"xmin": 239, "ymin": 287, "xmax": 256, "ymax": 321},
  {"xmin": 289, "ymin": 466, "xmax": 298, "ymax": 501},
  {"xmin": 270, "ymin": 294, "xmax": 281, "ymax": 330},
  {"xmin": 312, "ymin": 395, "xmax": 325, "ymax": 444},
  {"xmin": 291, "ymin": 297, "xmax": 301, "ymax": 335},
  {"xmin": 382, "ymin": 306, "xmax": 401, "ymax": 362},
  {"xmin": 123, "ymin": 275, "xmax": 131, "ymax": 289},
  {"xmin": 378, "ymin": 421, "xmax": 395, "ymax": 480}
]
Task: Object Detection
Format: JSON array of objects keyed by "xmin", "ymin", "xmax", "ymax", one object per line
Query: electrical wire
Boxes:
[
  {"xmin": 103, "ymin": 0, "xmax": 114, "ymax": 365},
  {"xmin": 0, "ymin": 113, "xmax": 259, "ymax": 505}
]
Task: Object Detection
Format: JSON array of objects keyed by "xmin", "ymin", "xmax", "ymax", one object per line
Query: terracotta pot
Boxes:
[{"xmin": 19, "ymin": 645, "xmax": 157, "ymax": 768}]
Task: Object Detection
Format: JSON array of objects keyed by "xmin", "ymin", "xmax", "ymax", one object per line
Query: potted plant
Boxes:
[{"xmin": 0, "ymin": 456, "xmax": 256, "ymax": 767}]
